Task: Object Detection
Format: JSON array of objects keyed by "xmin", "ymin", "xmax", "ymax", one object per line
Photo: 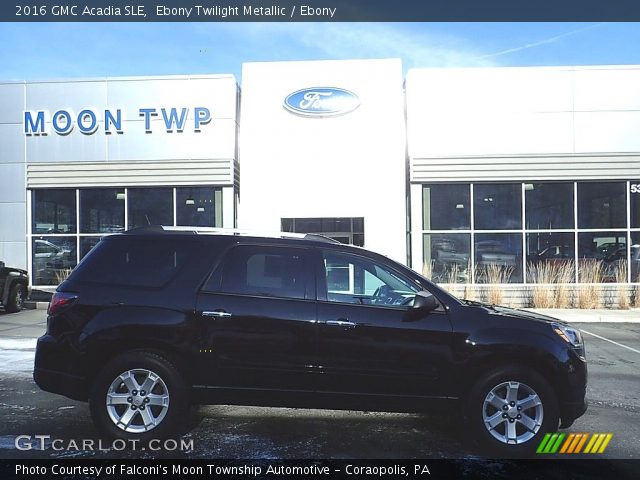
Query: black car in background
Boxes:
[
  {"xmin": 34, "ymin": 227, "xmax": 587, "ymax": 455},
  {"xmin": 0, "ymin": 260, "xmax": 29, "ymax": 313}
]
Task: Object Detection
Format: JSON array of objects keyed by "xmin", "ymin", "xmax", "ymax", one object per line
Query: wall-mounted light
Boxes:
[
  {"xmin": 456, "ymin": 204, "xmax": 465, "ymax": 209},
  {"xmin": 524, "ymin": 184, "xmax": 535, "ymax": 191},
  {"xmin": 197, "ymin": 207, "xmax": 205, "ymax": 212},
  {"xmin": 116, "ymin": 192, "xmax": 125, "ymax": 200},
  {"xmin": 185, "ymin": 198, "xmax": 195, "ymax": 205}
]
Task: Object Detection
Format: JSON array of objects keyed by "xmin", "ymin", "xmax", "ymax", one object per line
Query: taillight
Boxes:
[{"xmin": 47, "ymin": 292, "xmax": 78, "ymax": 315}]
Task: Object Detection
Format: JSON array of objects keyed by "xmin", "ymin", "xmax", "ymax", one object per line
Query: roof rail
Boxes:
[
  {"xmin": 124, "ymin": 225, "xmax": 341, "ymax": 244},
  {"xmin": 303, "ymin": 233, "xmax": 341, "ymax": 244}
]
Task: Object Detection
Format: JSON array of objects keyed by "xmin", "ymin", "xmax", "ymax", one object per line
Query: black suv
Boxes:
[{"xmin": 34, "ymin": 227, "xmax": 587, "ymax": 454}]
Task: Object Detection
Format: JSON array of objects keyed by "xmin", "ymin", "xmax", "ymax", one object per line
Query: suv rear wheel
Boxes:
[
  {"xmin": 89, "ymin": 351, "xmax": 188, "ymax": 441},
  {"xmin": 467, "ymin": 366, "xmax": 559, "ymax": 456}
]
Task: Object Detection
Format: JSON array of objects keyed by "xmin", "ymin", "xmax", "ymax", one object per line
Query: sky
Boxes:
[{"xmin": 1, "ymin": 22, "xmax": 640, "ymax": 81}]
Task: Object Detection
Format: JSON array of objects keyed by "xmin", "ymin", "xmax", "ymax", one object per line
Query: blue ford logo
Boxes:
[{"xmin": 284, "ymin": 87, "xmax": 360, "ymax": 117}]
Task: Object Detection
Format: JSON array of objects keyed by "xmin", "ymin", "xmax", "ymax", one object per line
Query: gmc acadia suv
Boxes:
[{"xmin": 34, "ymin": 226, "xmax": 587, "ymax": 455}]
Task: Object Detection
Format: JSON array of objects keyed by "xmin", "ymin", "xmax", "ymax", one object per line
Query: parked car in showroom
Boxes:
[
  {"xmin": 0, "ymin": 261, "xmax": 30, "ymax": 313},
  {"xmin": 34, "ymin": 226, "xmax": 587, "ymax": 455}
]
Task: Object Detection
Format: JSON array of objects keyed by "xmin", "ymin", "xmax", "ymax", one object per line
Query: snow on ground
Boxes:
[{"xmin": 0, "ymin": 338, "xmax": 36, "ymax": 375}]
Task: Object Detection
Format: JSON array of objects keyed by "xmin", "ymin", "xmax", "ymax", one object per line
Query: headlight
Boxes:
[{"xmin": 552, "ymin": 323, "xmax": 585, "ymax": 359}]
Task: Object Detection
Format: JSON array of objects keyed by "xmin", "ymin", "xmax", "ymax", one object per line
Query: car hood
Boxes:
[{"xmin": 462, "ymin": 300, "xmax": 566, "ymax": 326}]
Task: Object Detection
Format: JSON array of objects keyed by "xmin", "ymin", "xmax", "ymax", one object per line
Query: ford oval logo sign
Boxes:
[{"xmin": 284, "ymin": 87, "xmax": 360, "ymax": 117}]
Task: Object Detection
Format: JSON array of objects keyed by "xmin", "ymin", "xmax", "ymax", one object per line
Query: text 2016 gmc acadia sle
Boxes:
[{"xmin": 34, "ymin": 226, "xmax": 587, "ymax": 455}]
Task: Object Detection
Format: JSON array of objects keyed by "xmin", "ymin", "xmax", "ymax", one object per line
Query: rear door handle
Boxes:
[
  {"xmin": 202, "ymin": 310, "xmax": 232, "ymax": 318},
  {"xmin": 326, "ymin": 319, "xmax": 357, "ymax": 328}
]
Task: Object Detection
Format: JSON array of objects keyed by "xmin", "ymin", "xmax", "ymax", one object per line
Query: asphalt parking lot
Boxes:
[{"xmin": 0, "ymin": 308, "xmax": 638, "ymax": 460}]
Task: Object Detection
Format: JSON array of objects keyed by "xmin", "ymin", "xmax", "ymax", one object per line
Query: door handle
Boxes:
[
  {"xmin": 326, "ymin": 319, "xmax": 357, "ymax": 328},
  {"xmin": 202, "ymin": 310, "xmax": 232, "ymax": 318}
]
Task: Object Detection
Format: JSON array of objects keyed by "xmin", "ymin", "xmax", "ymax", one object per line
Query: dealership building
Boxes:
[{"xmin": 1, "ymin": 59, "xmax": 639, "ymax": 302}]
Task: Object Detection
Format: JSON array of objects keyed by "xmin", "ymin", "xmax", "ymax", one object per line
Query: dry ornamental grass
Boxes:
[{"xmin": 577, "ymin": 259, "xmax": 603, "ymax": 309}]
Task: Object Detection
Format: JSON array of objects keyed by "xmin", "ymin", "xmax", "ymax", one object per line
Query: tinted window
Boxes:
[
  {"xmin": 72, "ymin": 238, "xmax": 193, "ymax": 287},
  {"xmin": 474, "ymin": 233, "xmax": 523, "ymax": 283},
  {"xmin": 423, "ymin": 233, "xmax": 471, "ymax": 283},
  {"xmin": 474, "ymin": 184, "xmax": 522, "ymax": 230},
  {"xmin": 525, "ymin": 182, "xmax": 574, "ymax": 229},
  {"xmin": 221, "ymin": 246, "xmax": 308, "ymax": 299},
  {"xmin": 80, "ymin": 188, "xmax": 125, "ymax": 234},
  {"xmin": 577, "ymin": 182, "xmax": 626, "ymax": 229},
  {"xmin": 128, "ymin": 188, "xmax": 173, "ymax": 229},
  {"xmin": 423, "ymin": 184, "xmax": 470, "ymax": 230},
  {"xmin": 631, "ymin": 181, "xmax": 640, "ymax": 228},
  {"xmin": 176, "ymin": 187, "xmax": 222, "ymax": 227},
  {"xmin": 32, "ymin": 189, "xmax": 77, "ymax": 234}
]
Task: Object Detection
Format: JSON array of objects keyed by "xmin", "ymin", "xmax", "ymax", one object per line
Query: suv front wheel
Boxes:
[
  {"xmin": 89, "ymin": 351, "xmax": 188, "ymax": 441},
  {"xmin": 467, "ymin": 366, "xmax": 559, "ymax": 456}
]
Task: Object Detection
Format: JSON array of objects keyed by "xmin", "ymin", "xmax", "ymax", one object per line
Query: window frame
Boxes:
[{"xmin": 317, "ymin": 248, "xmax": 423, "ymax": 310}]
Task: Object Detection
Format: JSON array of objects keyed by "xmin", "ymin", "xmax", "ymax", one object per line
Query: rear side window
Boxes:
[
  {"xmin": 220, "ymin": 245, "xmax": 309, "ymax": 300},
  {"xmin": 72, "ymin": 237, "xmax": 194, "ymax": 288}
]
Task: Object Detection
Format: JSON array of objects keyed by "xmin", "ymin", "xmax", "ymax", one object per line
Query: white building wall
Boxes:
[
  {"xmin": 406, "ymin": 65, "xmax": 640, "ymax": 272},
  {"xmin": 0, "ymin": 75, "xmax": 239, "ymax": 272},
  {"xmin": 407, "ymin": 65, "xmax": 640, "ymax": 183},
  {"xmin": 239, "ymin": 59, "xmax": 407, "ymax": 264},
  {"xmin": 0, "ymin": 83, "xmax": 27, "ymax": 269}
]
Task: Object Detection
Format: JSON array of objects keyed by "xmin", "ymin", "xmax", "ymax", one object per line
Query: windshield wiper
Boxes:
[{"xmin": 463, "ymin": 299, "xmax": 498, "ymax": 310}]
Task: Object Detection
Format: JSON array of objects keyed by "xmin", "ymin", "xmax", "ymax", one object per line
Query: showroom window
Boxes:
[
  {"xmin": 577, "ymin": 182, "xmax": 626, "ymax": 229},
  {"xmin": 128, "ymin": 188, "xmax": 173, "ymax": 229},
  {"xmin": 423, "ymin": 184, "xmax": 470, "ymax": 230},
  {"xmin": 474, "ymin": 233, "xmax": 523, "ymax": 284},
  {"xmin": 631, "ymin": 180, "xmax": 640, "ymax": 229},
  {"xmin": 474, "ymin": 183, "xmax": 521, "ymax": 230},
  {"xmin": 80, "ymin": 189, "xmax": 125, "ymax": 234},
  {"xmin": 422, "ymin": 181, "xmax": 636, "ymax": 284},
  {"xmin": 29, "ymin": 186, "xmax": 223, "ymax": 286},
  {"xmin": 176, "ymin": 187, "xmax": 223, "ymax": 228},
  {"xmin": 281, "ymin": 217, "xmax": 364, "ymax": 246},
  {"xmin": 32, "ymin": 189, "xmax": 77, "ymax": 234},
  {"xmin": 423, "ymin": 233, "xmax": 470, "ymax": 284},
  {"xmin": 525, "ymin": 183, "xmax": 574, "ymax": 230}
]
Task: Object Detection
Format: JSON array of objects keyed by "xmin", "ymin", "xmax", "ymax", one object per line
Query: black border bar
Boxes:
[
  {"xmin": 4, "ymin": 0, "xmax": 640, "ymax": 22},
  {"xmin": 3, "ymin": 459, "xmax": 640, "ymax": 480}
]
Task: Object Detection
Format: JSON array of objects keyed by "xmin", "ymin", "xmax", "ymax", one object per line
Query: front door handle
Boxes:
[
  {"xmin": 326, "ymin": 319, "xmax": 357, "ymax": 328},
  {"xmin": 202, "ymin": 310, "xmax": 232, "ymax": 318}
]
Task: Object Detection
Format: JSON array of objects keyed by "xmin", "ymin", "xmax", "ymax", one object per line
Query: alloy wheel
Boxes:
[
  {"xmin": 482, "ymin": 380, "xmax": 544, "ymax": 445},
  {"xmin": 105, "ymin": 369, "xmax": 170, "ymax": 433}
]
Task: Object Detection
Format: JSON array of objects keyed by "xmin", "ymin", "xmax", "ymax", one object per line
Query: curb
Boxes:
[{"xmin": 525, "ymin": 308, "xmax": 640, "ymax": 323}]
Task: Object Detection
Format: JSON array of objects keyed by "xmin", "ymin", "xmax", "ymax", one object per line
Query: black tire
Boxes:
[
  {"xmin": 5, "ymin": 283, "xmax": 26, "ymax": 313},
  {"xmin": 466, "ymin": 366, "xmax": 559, "ymax": 457},
  {"xmin": 89, "ymin": 351, "xmax": 189, "ymax": 442}
]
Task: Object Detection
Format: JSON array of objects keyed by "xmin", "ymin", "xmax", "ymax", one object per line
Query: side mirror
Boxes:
[
  {"xmin": 413, "ymin": 291, "xmax": 439, "ymax": 312},
  {"xmin": 404, "ymin": 291, "xmax": 439, "ymax": 321}
]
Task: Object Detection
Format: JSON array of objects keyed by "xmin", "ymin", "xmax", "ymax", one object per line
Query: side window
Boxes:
[
  {"xmin": 323, "ymin": 251, "xmax": 419, "ymax": 307},
  {"xmin": 221, "ymin": 246, "xmax": 308, "ymax": 300},
  {"xmin": 71, "ymin": 238, "xmax": 194, "ymax": 288}
]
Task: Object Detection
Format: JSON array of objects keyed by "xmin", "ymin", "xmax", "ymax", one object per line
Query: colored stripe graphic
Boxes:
[
  {"xmin": 559, "ymin": 433, "xmax": 575, "ymax": 453},
  {"xmin": 536, "ymin": 433, "xmax": 552, "ymax": 453},
  {"xmin": 537, "ymin": 433, "xmax": 613, "ymax": 454},
  {"xmin": 574, "ymin": 433, "xmax": 589, "ymax": 453},
  {"xmin": 598, "ymin": 434, "xmax": 613, "ymax": 453}
]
